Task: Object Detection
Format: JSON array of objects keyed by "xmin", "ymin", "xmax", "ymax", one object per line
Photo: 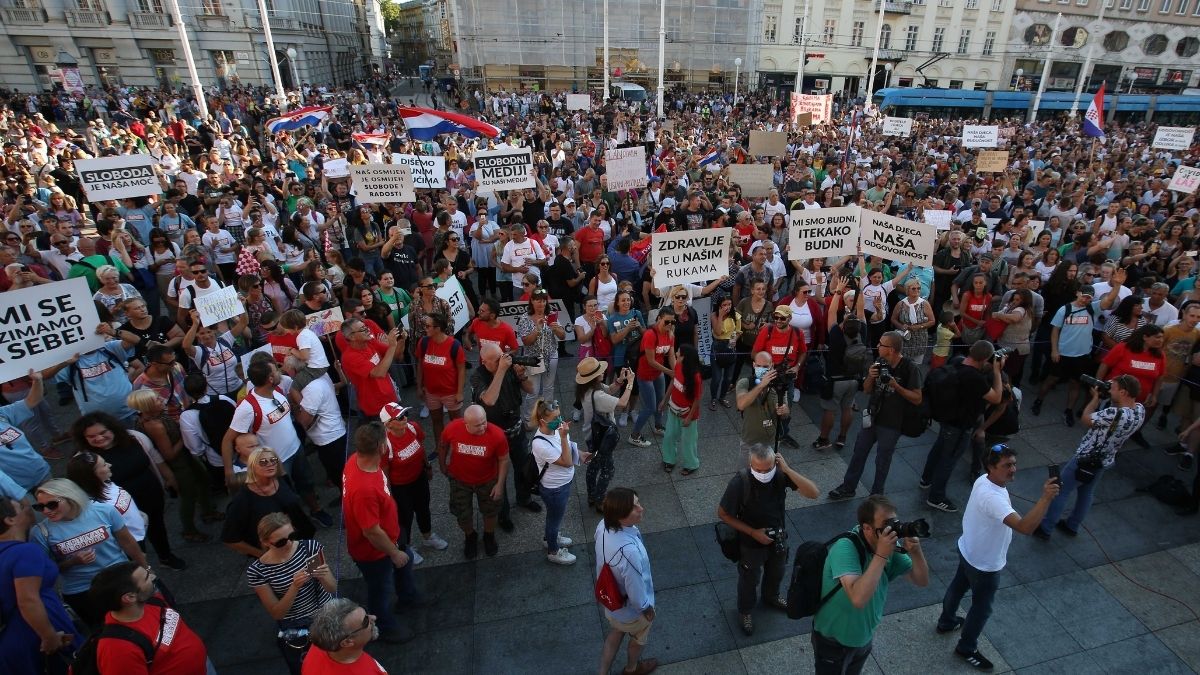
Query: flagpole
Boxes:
[
  {"xmin": 1069, "ymin": 0, "xmax": 1106, "ymax": 118},
  {"xmin": 1030, "ymin": 13, "xmax": 1062, "ymax": 124}
]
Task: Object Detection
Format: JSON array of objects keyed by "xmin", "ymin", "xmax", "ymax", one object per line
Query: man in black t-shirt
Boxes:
[
  {"xmin": 382, "ymin": 224, "xmax": 420, "ymax": 291},
  {"xmin": 673, "ymin": 191, "xmax": 709, "ymax": 231},
  {"xmin": 919, "ymin": 341, "xmax": 1005, "ymax": 512},
  {"xmin": 471, "ymin": 345, "xmax": 536, "ymax": 531},
  {"xmin": 544, "ymin": 202, "xmax": 574, "ymax": 240},
  {"xmin": 717, "ymin": 443, "xmax": 819, "ymax": 635}
]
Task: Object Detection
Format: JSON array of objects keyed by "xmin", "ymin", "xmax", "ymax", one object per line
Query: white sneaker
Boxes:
[
  {"xmin": 557, "ymin": 534, "xmax": 573, "ymax": 547},
  {"xmin": 572, "ymin": 408, "xmax": 582, "ymax": 422},
  {"xmin": 792, "ymin": 388, "xmax": 801, "ymax": 403},
  {"xmin": 411, "ymin": 550, "xmax": 425, "ymax": 566},
  {"xmin": 617, "ymin": 412, "xmax": 629, "ymax": 427},
  {"xmin": 420, "ymin": 405, "xmax": 430, "ymax": 418},
  {"xmin": 546, "ymin": 547, "xmax": 577, "ymax": 565},
  {"xmin": 422, "ymin": 533, "xmax": 449, "ymax": 551}
]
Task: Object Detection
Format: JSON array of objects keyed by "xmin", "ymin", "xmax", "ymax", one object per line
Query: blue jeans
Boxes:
[
  {"xmin": 633, "ymin": 375, "xmax": 665, "ymax": 434},
  {"xmin": 838, "ymin": 424, "xmax": 902, "ymax": 495},
  {"xmin": 354, "ymin": 546, "xmax": 418, "ymax": 632},
  {"xmin": 540, "ymin": 481, "xmax": 571, "ymax": 552},
  {"xmin": 1039, "ymin": 455, "xmax": 1105, "ymax": 534},
  {"xmin": 939, "ymin": 551, "xmax": 1000, "ymax": 654},
  {"xmin": 710, "ymin": 343, "xmax": 736, "ymax": 401},
  {"xmin": 921, "ymin": 423, "xmax": 974, "ymax": 502}
]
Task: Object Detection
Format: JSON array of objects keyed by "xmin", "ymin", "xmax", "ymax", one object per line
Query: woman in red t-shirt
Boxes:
[
  {"xmin": 957, "ymin": 272, "xmax": 992, "ymax": 344},
  {"xmin": 629, "ymin": 309, "xmax": 676, "ymax": 447},
  {"xmin": 415, "ymin": 311, "xmax": 466, "ymax": 444},
  {"xmin": 1097, "ymin": 324, "xmax": 1164, "ymax": 408},
  {"xmin": 662, "ymin": 344, "xmax": 703, "ymax": 475}
]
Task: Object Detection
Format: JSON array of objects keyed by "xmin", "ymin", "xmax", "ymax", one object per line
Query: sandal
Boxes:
[
  {"xmin": 182, "ymin": 532, "xmax": 211, "ymax": 543},
  {"xmin": 662, "ymin": 462, "xmax": 675, "ymax": 473},
  {"xmin": 680, "ymin": 468, "xmax": 697, "ymax": 476},
  {"xmin": 719, "ymin": 397, "xmax": 732, "ymax": 409}
]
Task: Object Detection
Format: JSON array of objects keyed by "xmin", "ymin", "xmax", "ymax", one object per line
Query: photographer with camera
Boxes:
[
  {"xmin": 812, "ymin": 495, "xmax": 929, "ymax": 675},
  {"xmin": 829, "ymin": 331, "xmax": 924, "ymax": 500},
  {"xmin": 471, "ymin": 344, "xmax": 537, "ymax": 531},
  {"xmin": 1034, "ymin": 374, "xmax": 1145, "ymax": 540},
  {"xmin": 750, "ymin": 305, "xmax": 806, "ymax": 448},
  {"xmin": 938, "ymin": 444, "xmax": 1060, "ymax": 671},
  {"xmin": 717, "ymin": 443, "xmax": 819, "ymax": 636},
  {"xmin": 736, "ymin": 351, "xmax": 791, "ymax": 448}
]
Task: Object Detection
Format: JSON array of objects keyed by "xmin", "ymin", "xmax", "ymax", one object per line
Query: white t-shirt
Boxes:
[
  {"xmin": 295, "ymin": 328, "xmax": 330, "ymax": 368},
  {"xmin": 501, "ymin": 238, "xmax": 546, "ymax": 285},
  {"xmin": 449, "ymin": 209, "xmax": 469, "ymax": 240},
  {"xmin": 190, "ymin": 330, "xmax": 242, "ymax": 395},
  {"xmin": 957, "ymin": 474, "xmax": 1017, "ymax": 572},
  {"xmin": 103, "ymin": 482, "xmax": 146, "ymax": 542},
  {"xmin": 229, "ymin": 389, "xmax": 301, "ymax": 461},
  {"xmin": 1090, "ymin": 281, "xmax": 1131, "ymax": 327},
  {"xmin": 299, "ymin": 375, "xmax": 346, "ymax": 445},
  {"xmin": 202, "ymin": 229, "xmax": 236, "ymax": 264},
  {"xmin": 177, "ymin": 279, "xmax": 224, "ymax": 310},
  {"xmin": 788, "ymin": 299, "xmax": 815, "ymax": 346},
  {"xmin": 530, "ymin": 432, "xmax": 578, "ymax": 489},
  {"xmin": 1143, "ymin": 298, "xmax": 1179, "ymax": 326}
]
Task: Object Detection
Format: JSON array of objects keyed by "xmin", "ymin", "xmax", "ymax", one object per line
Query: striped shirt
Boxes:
[{"xmin": 246, "ymin": 539, "xmax": 332, "ymax": 624}]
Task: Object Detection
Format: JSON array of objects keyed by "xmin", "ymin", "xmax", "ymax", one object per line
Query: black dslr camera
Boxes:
[
  {"xmin": 771, "ymin": 363, "xmax": 792, "ymax": 396},
  {"xmin": 991, "ymin": 346, "xmax": 1014, "ymax": 363},
  {"xmin": 883, "ymin": 517, "xmax": 931, "ymax": 539},
  {"xmin": 1080, "ymin": 375, "xmax": 1112, "ymax": 397},
  {"xmin": 875, "ymin": 360, "xmax": 893, "ymax": 385},
  {"xmin": 510, "ymin": 354, "xmax": 541, "ymax": 367},
  {"xmin": 763, "ymin": 527, "xmax": 788, "ymax": 555}
]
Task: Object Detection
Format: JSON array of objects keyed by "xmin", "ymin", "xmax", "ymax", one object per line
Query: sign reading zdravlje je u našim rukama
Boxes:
[
  {"xmin": 0, "ymin": 278, "xmax": 105, "ymax": 383},
  {"xmin": 75, "ymin": 154, "xmax": 160, "ymax": 202},
  {"xmin": 651, "ymin": 228, "xmax": 733, "ymax": 287}
]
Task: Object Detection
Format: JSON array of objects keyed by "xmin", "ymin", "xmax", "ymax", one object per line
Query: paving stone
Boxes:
[
  {"xmin": 1168, "ymin": 543, "xmax": 1200, "ymax": 578},
  {"xmin": 473, "ymin": 601, "xmax": 603, "ymax": 675},
  {"xmin": 869, "ymin": 603, "xmax": 1010, "ymax": 675},
  {"xmin": 1025, "ymin": 570, "xmax": 1147, "ymax": 649},
  {"xmin": 471, "ymin": 547, "xmax": 595, "ymax": 623},
  {"xmin": 636, "ymin": 583, "xmax": 738, "ymax": 664},
  {"xmin": 1013, "ymin": 651, "xmax": 1104, "ymax": 675},
  {"xmin": 654, "ymin": 649, "xmax": 747, "ymax": 674},
  {"xmin": 1154, "ymin": 620, "xmax": 1200, "ymax": 673},
  {"xmin": 982, "ymin": 585, "xmax": 1083, "ymax": 669},
  {"xmin": 1087, "ymin": 551, "xmax": 1200, "ymax": 631},
  {"xmin": 675, "ymin": 472, "xmax": 737, "ymax": 526},
  {"xmin": 379, "ymin": 624, "xmax": 474, "ymax": 674},
  {"xmin": 1088, "ymin": 632, "xmax": 1195, "ymax": 675},
  {"xmin": 739, "ymin": 634, "xmax": 887, "ymax": 675}
]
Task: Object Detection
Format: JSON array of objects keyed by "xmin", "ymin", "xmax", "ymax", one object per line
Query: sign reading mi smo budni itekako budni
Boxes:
[
  {"xmin": 788, "ymin": 207, "xmax": 860, "ymax": 259},
  {"xmin": 75, "ymin": 154, "xmax": 160, "ymax": 202},
  {"xmin": 651, "ymin": 227, "xmax": 732, "ymax": 287},
  {"xmin": 350, "ymin": 164, "xmax": 417, "ymax": 203},
  {"xmin": 0, "ymin": 277, "xmax": 105, "ymax": 383}
]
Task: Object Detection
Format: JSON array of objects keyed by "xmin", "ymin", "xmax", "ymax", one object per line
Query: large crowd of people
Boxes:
[{"xmin": 0, "ymin": 71, "xmax": 1197, "ymax": 674}]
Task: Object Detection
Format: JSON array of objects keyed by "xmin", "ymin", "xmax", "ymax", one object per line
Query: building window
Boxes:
[
  {"xmin": 932, "ymin": 26, "xmax": 945, "ymax": 51},
  {"xmin": 1119, "ymin": 0, "xmax": 1132, "ymax": 7},
  {"xmin": 1077, "ymin": 0, "xmax": 1089, "ymax": 5},
  {"xmin": 1136, "ymin": 0, "xmax": 1150, "ymax": 10},
  {"xmin": 992, "ymin": 0, "xmax": 1004, "ymax": 9},
  {"xmin": 1104, "ymin": 31, "xmax": 1129, "ymax": 51},
  {"xmin": 983, "ymin": 31, "xmax": 996, "ymax": 55},
  {"xmin": 957, "ymin": 29, "xmax": 971, "ymax": 54},
  {"xmin": 1062, "ymin": 27, "xmax": 1089, "ymax": 48},
  {"xmin": 823, "ymin": 19, "xmax": 836, "ymax": 45},
  {"xmin": 852, "ymin": 21, "xmax": 865, "ymax": 47},
  {"xmin": 966, "ymin": 0, "xmax": 978, "ymax": 8},
  {"xmin": 1144, "ymin": 33, "xmax": 1168, "ymax": 54},
  {"xmin": 949, "ymin": 79, "xmax": 963, "ymax": 89},
  {"xmin": 1160, "ymin": 0, "xmax": 1171, "ymax": 11},
  {"xmin": 973, "ymin": 82, "xmax": 988, "ymax": 90},
  {"xmin": 939, "ymin": 0, "xmax": 952, "ymax": 6},
  {"xmin": 880, "ymin": 24, "xmax": 892, "ymax": 49},
  {"xmin": 911, "ymin": 0, "xmax": 924, "ymax": 5},
  {"xmin": 201, "ymin": 0, "xmax": 222, "ymax": 15},
  {"xmin": 1195, "ymin": 0, "xmax": 1200, "ymax": 14},
  {"xmin": 764, "ymin": 15, "xmax": 778, "ymax": 43},
  {"xmin": 137, "ymin": 0, "xmax": 165, "ymax": 11},
  {"xmin": 1178, "ymin": 36, "xmax": 1200, "ymax": 56},
  {"xmin": 1177, "ymin": 0, "xmax": 1189, "ymax": 13},
  {"xmin": 793, "ymin": 17, "xmax": 803, "ymax": 44},
  {"xmin": 905, "ymin": 25, "xmax": 919, "ymax": 51}
]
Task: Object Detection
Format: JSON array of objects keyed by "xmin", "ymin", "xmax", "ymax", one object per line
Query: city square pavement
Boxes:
[{"xmin": 41, "ymin": 359, "xmax": 1200, "ymax": 674}]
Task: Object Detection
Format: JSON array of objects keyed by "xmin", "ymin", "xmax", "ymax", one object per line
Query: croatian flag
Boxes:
[
  {"xmin": 397, "ymin": 106, "xmax": 500, "ymax": 140},
  {"xmin": 265, "ymin": 106, "xmax": 333, "ymax": 134},
  {"xmin": 351, "ymin": 132, "xmax": 390, "ymax": 146},
  {"xmin": 698, "ymin": 149, "xmax": 721, "ymax": 167},
  {"xmin": 1083, "ymin": 83, "xmax": 1105, "ymax": 138},
  {"xmin": 647, "ymin": 153, "xmax": 661, "ymax": 181}
]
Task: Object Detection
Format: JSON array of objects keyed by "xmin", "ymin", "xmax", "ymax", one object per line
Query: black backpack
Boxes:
[
  {"xmin": 714, "ymin": 470, "xmax": 751, "ymax": 562},
  {"xmin": 924, "ymin": 356, "xmax": 966, "ymax": 425},
  {"xmin": 523, "ymin": 433, "xmax": 555, "ymax": 497},
  {"xmin": 786, "ymin": 532, "xmax": 867, "ymax": 620},
  {"xmin": 190, "ymin": 395, "xmax": 236, "ymax": 457},
  {"xmin": 71, "ymin": 598, "xmax": 168, "ymax": 675}
]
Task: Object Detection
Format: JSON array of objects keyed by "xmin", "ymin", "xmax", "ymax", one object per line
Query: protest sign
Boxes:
[
  {"xmin": 788, "ymin": 207, "xmax": 860, "ymax": 260},
  {"xmin": 923, "ymin": 209, "xmax": 953, "ymax": 231},
  {"xmin": 349, "ymin": 163, "xmax": 416, "ymax": 203},
  {"xmin": 390, "ymin": 153, "xmax": 446, "ymax": 189},
  {"xmin": 239, "ymin": 343, "xmax": 273, "ymax": 378},
  {"xmin": 651, "ymin": 227, "xmax": 732, "ymax": 287},
  {"xmin": 794, "ymin": 112, "xmax": 813, "ymax": 127},
  {"xmin": 693, "ymin": 295, "xmax": 713, "ymax": 366},
  {"xmin": 496, "ymin": 299, "xmax": 574, "ymax": 341},
  {"xmin": 881, "ymin": 117, "xmax": 913, "ymax": 137},
  {"xmin": 1168, "ymin": 165, "xmax": 1200, "ymax": 194},
  {"xmin": 977, "ymin": 150, "xmax": 1009, "ymax": 173},
  {"xmin": 193, "ymin": 286, "xmax": 244, "ymax": 327},
  {"xmin": 1025, "ymin": 220, "xmax": 1046, "ymax": 246},
  {"xmin": 75, "ymin": 154, "xmax": 160, "ymax": 202},
  {"xmin": 860, "ymin": 210, "xmax": 935, "ymax": 267},
  {"xmin": 474, "ymin": 148, "xmax": 535, "ymax": 192},
  {"xmin": 0, "ymin": 278, "xmax": 105, "ymax": 383},
  {"xmin": 435, "ymin": 277, "xmax": 472, "ymax": 334},
  {"xmin": 790, "ymin": 93, "xmax": 832, "ymax": 125},
  {"xmin": 662, "ymin": 120, "xmax": 675, "ymax": 132},
  {"xmin": 322, "ymin": 158, "xmax": 350, "ymax": 178},
  {"xmin": 1152, "ymin": 126, "xmax": 1196, "ymax": 151},
  {"xmin": 749, "ymin": 131, "xmax": 788, "ymax": 156},
  {"xmin": 962, "ymin": 125, "xmax": 999, "ymax": 148},
  {"xmin": 604, "ymin": 145, "xmax": 648, "ymax": 192},
  {"xmin": 566, "ymin": 94, "xmax": 591, "ymax": 111},
  {"xmin": 727, "ymin": 164, "xmax": 775, "ymax": 198},
  {"xmin": 305, "ymin": 307, "xmax": 344, "ymax": 337}
]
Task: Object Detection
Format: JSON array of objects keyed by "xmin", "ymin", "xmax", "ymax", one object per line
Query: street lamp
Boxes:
[
  {"xmin": 1015, "ymin": 68, "xmax": 1024, "ymax": 91},
  {"xmin": 286, "ymin": 47, "xmax": 300, "ymax": 90},
  {"xmin": 734, "ymin": 57, "xmax": 742, "ymax": 96},
  {"xmin": 884, "ymin": 62, "xmax": 893, "ymax": 89}
]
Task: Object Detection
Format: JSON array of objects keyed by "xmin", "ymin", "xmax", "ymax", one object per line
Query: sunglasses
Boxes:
[
  {"xmin": 663, "ymin": 320, "xmax": 676, "ymax": 326},
  {"xmin": 191, "ymin": 269, "xmax": 208, "ymax": 275},
  {"xmin": 598, "ymin": 261, "xmax": 610, "ymax": 266},
  {"xmin": 32, "ymin": 500, "xmax": 61, "ymax": 512},
  {"xmin": 257, "ymin": 456, "xmax": 279, "ymax": 467},
  {"xmin": 270, "ymin": 531, "xmax": 302, "ymax": 548},
  {"xmin": 673, "ymin": 295, "xmax": 687, "ymax": 300},
  {"xmin": 774, "ymin": 315, "xmax": 790, "ymax": 320}
]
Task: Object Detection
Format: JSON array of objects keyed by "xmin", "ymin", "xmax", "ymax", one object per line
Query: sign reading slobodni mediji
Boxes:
[
  {"xmin": 860, "ymin": 210, "xmax": 936, "ymax": 267},
  {"xmin": 350, "ymin": 164, "xmax": 416, "ymax": 203},
  {"xmin": 961, "ymin": 125, "xmax": 999, "ymax": 148},
  {"xmin": 474, "ymin": 147, "xmax": 535, "ymax": 192},
  {"xmin": 496, "ymin": 299, "xmax": 574, "ymax": 341},
  {"xmin": 390, "ymin": 153, "xmax": 446, "ymax": 189},
  {"xmin": 788, "ymin": 207, "xmax": 860, "ymax": 260},
  {"xmin": 75, "ymin": 154, "xmax": 160, "ymax": 202},
  {"xmin": 1153, "ymin": 126, "xmax": 1196, "ymax": 151},
  {"xmin": 651, "ymin": 227, "xmax": 732, "ymax": 287},
  {"xmin": 0, "ymin": 277, "xmax": 106, "ymax": 383},
  {"xmin": 881, "ymin": 117, "xmax": 913, "ymax": 137},
  {"xmin": 604, "ymin": 145, "xmax": 648, "ymax": 192}
]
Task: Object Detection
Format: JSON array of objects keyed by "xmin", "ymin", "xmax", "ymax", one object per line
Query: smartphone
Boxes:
[
  {"xmin": 305, "ymin": 550, "xmax": 326, "ymax": 574},
  {"xmin": 549, "ymin": 311, "xmax": 560, "ymax": 324},
  {"xmin": 1048, "ymin": 464, "xmax": 1061, "ymax": 486}
]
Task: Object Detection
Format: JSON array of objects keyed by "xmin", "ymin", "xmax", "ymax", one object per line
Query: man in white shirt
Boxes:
[
  {"xmin": 1090, "ymin": 262, "xmax": 1131, "ymax": 331},
  {"xmin": 284, "ymin": 358, "xmax": 348, "ymax": 492},
  {"xmin": 1143, "ymin": 282, "xmax": 1179, "ymax": 326},
  {"xmin": 936, "ymin": 445, "xmax": 1059, "ymax": 670},
  {"xmin": 500, "ymin": 221, "xmax": 546, "ymax": 297}
]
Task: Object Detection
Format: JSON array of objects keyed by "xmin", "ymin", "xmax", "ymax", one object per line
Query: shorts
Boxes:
[
  {"xmin": 820, "ymin": 379, "xmax": 858, "ymax": 412},
  {"xmin": 1051, "ymin": 355, "xmax": 1093, "ymax": 382},
  {"xmin": 291, "ymin": 366, "xmax": 328, "ymax": 394},
  {"xmin": 448, "ymin": 478, "xmax": 501, "ymax": 521},
  {"xmin": 606, "ymin": 613, "xmax": 653, "ymax": 646},
  {"xmin": 1173, "ymin": 391, "xmax": 1198, "ymax": 421},
  {"xmin": 1159, "ymin": 380, "xmax": 1181, "ymax": 407},
  {"xmin": 423, "ymin": 391, "xmax": 463, "ymax": 412}
]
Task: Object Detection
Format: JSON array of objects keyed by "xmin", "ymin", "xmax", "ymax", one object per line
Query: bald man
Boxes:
[
  {"xmin": 438, "ymin": 404, "xmax": 511, "ymax": 558},
  {"xmin": 470, "ymin": 343, "xmax": 536, "ymax": 531}
]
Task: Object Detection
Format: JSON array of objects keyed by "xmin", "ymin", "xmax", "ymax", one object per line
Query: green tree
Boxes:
[{"xmin": 380, "ymin": 0, "xmax": 401, "ymax": 32}]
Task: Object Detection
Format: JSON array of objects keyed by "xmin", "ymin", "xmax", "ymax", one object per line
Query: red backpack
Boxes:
[{"xmin": 242, "ymin": 387, "xmax": 287, "ymax": 434}]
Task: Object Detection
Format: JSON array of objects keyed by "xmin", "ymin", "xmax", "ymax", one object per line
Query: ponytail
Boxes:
[{"xmin": 528, "ymin": 398, "xmax": 557, "ymax": 429}]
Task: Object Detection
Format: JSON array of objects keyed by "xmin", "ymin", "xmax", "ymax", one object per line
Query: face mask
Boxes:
[
  {"xmin": 754, "ymin": 366, "xmax": 770, "ymax": 380},
  {"xmin": 547, "ymin": 417, "xmax": 562, "ymax": 432},
  {"xmin": 750, "ymin": 467, "xmax": 777, "ymax": 484}
]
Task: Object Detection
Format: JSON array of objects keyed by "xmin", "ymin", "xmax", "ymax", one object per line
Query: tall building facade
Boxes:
[{"xmin": 0, "ymin": 0, "xmax": 383, "ymax": 92}]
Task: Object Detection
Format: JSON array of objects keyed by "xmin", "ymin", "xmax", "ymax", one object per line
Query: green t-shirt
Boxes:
[
  {"xmin": 68, "ymin": 254, "xmax": 132, "ymax": 293},
  {"xmin": 376, "ymin": 287, "xmax": 413, "ymax": 327},
  {"xmin": 736, "ymin": 377, "xmax": 781, "ymax": 447},
  {"xmin": 813, "ymin": 527, "xmax": 912, "ymax": 648}
]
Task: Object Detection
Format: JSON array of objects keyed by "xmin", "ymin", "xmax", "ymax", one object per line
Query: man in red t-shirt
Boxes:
[
  {"xmin": 576, "ymin": 210, "xmax": 607, "ymax": 276},
  {"xmin": 438, "ymin": 404, "xmax": 509, "ymax": 559},
  {"xmin": 467, "ymin": 299, "xmax": 519, "ymax": 353},
  {"xmin": 303, "ymin": 598, "xmax": 387, "ymax": 675},
  {"xmin": 90, "ymin": 562, "xmax": 209, "ymax": 674},
  {"xmin": 339, "ymin": 317, "xmax": 404, "ymax": 417},
  {"xmin": 751, "ymin": 305, "xmax": 806, "ymax": 447},
  {"xmin": 343, "ymin": 423, "xmax": 430, "ymax": 644},
  {"xmin": 630, "ymin": 308, "xmax": 677, "ymax": 447},
  {"xmin": 381, "ymin": 402, "xmax": 449, "ymax": 558},
  {"xmin": 415, "ymin": 311, "xmax": 467, "ymax": 444}
]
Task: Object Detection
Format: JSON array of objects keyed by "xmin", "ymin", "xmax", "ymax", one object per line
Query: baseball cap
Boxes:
[
  {"xmin": 1079, "ymin": 284, "xmax": 1097, "ymax": 297},
  {"xmin": 379, "ymin": 402, "xmax": 412, "ymax": 424},
  {"xmin": 661, "ymin": 197, "xmax": 677, "ymax": 210},
  {"xmin": 773, "ymin": 305, "xmax": 793, "ymax": 319}
]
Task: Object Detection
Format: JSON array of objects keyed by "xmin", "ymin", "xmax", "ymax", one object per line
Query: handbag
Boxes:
[
  {"xmin": 594, "ymin": 529, "xmax": 628, "ymax": 611},
  {"xmin": 983, "ymin": 315, "xmax": 1007, "ymax": 341},
  {"xmin": 714, "ymin": 470, "xmax": 751, "ymax": 562},
  {"xmin": 1074, "ymin": 409, "xmax": 1121, "ymax": 485}
]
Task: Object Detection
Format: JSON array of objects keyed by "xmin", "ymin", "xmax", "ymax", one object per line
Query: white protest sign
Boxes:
[
  {"xmin": 566, "ymin": 94, "xmax": 591, "ymax": 111},
  {"xmin": 788, "ymin": 207, "xmax": 860, "ymax": 260},
  {"xmin": 496, "ymin": 299, "xmax": 574, "ymax": 341},
  {"xmin": 693, "ymin": 295, "xmax": 713, "ymax": 366},
  {"xmin": 305, "ymin": 307, "xmax": 344, "ymax": 337},
  {"xmin": 860, "ymin": 210, "xmax": 936, "ymax": 267},
  {"xmin": 1168, "ymin": 166, "xmax": 1200, "ymax": 194},
  {"xmin": 961, "ymin": 125, "xmax": 999, "ymax": 148},
  {"xmin": 977, "ymin": 150, "xmax": 1009, "ymax": 173},
  {"xmin": 322, "ymin": 158, "xmax": 350, "ymax": 178},
  {"xmin": 75, "ymin": 154, "xmax": 160, "ymax": 202},
  {"xmin": 350, "ymin": 163, "xmax": 416, "ymax": 203},
  {"xmin": 790, "ymin": 93, "xmax": 833, "ymax": 125},
  {"xmin": 238, "ymin": 343, "xmax": 274, "ymax": 378},
  {"xmin": 390, "ymin": 154, "xmax": 446, "ymax": 189},
  {"xmin": 435, "ymin": 276, "xmax": 472, "ymax": 334},
  {"xmin": 1152, "ymin": 126, "xmax": 1196, "ymax": 151},
  {"xmin": 473, "ymin": 147, "xmax": 535, "ymax": 192},
  {"xmin": 923, "ymin": 209, "xmax": 953, "ymax": 231},
  {"xmin": 0, "ymin": 277, "xmax": 105, "ymax": 383},
  {"xmin": 604, "ymin": 145, "xmax": 648, "ymax": 192},
  {"xmin": 727, "ymin": 164, "xmax": 775, "ymax": 198},
  {"xmin": 193, "ymin": 285, "xmax": 244, "ymax": 327},
  {"xmin": 749, "ymin": 131, "xmax": 788, "ymax": 156},
  {"xmin": 651, "ymin": 227, "xmax": 732, "ymax": 287},
  {"xmin": 881, "ymin": 117, "xmax": 913, "ymax": 137}
]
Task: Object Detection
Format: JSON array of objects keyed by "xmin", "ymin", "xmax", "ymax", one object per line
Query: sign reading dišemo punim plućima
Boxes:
[
  {"xmin": 390, "ymin": 154, "xmax": 446, "ymax": 189},
  {"xmin": 75, "ymin": 154, "xmax": 160, "ymax": 202},
  {"xmin": 604, "ymin": 146, "xmax": 648, "ymax": 191},
  {"xmin": 474, "ymin": 148, "xmax": 535, "ymax": 192},
  {"xmin": 860, "ymin": 210, "xmax": 936, "ymax": 267},
  {"xmin": 0, "ymin": 277, "xmax": 105, "ymax": 384},
  {"xmin": 788, "ymin": 207, "xmax": 860, "ymax": 260},
  {"xmin": 350, "ymin": 164, "xmax": 417, "ymax": 203},
  {"xmin": 651, "ymin": 227, "xmax": 732, "ymax": 287}
]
